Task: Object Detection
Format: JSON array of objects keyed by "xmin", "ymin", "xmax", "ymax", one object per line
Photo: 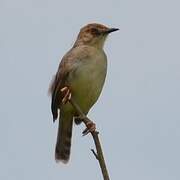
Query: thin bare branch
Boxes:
[{"xmin": 69, "ymin": 98, "xmax": 110, "ymax": 180}]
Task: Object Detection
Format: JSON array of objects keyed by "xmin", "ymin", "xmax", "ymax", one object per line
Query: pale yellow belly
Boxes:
[{"xmin": 68, "ymin": 55, "xmax": 107, "ymax": 114}]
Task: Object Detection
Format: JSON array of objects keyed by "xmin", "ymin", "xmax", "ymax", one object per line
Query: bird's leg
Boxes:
[
  {"xmin": 65, "ymin": 94, "xmax": 96, "ymax": 135},
  {"xmin": 82, "ymin": 119, "xmax": 96, "ymax": 136},
  {"xmin": 60, "ymin": 86, "xmax": 72, "ymax": 104}
]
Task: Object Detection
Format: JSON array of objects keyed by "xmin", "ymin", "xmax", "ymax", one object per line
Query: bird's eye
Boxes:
[{"xmin": 91, "ymin": 28, "xmax": 101, "ymax": 36}]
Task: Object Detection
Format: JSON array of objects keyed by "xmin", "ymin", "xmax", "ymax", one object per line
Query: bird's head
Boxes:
[{"xmin": 74, "ymin": 23, "xmax": 119, "ymax": 49}]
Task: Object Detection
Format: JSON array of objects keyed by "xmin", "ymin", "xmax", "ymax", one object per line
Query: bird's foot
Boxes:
[
  {"xmin": 82, "ymin": 120, "xmax": 96, "ymax": 136},
  {"xmin": 60, "ymin": 86, "xmax": 72, "ymax": 104}
]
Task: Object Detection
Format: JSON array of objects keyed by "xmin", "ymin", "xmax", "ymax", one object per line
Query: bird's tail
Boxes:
[{"xmin": 55, "ymin": 111, "xmax": 73, "ymax": 163}]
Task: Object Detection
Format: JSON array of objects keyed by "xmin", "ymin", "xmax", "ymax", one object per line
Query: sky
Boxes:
[{"xmin": 0, "ymin": 0, "xmax": 180, "ymax": 179}]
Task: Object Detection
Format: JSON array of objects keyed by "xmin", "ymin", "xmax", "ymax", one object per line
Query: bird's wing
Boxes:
[
  {"xmin": 50, "ymin": 47, "xmax": 88, "ymax": 122},
  {"xmin": 50, "ymin": 56, "xmax": 72, "ymax": 121}
]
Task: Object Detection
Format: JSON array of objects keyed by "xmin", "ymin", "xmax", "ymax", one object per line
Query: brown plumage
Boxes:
[{"xmin": 49, "ymin": 23, "xmax": 119, "ymax": 163}]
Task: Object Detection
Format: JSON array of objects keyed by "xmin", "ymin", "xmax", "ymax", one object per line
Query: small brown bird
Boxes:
[{"xmin": 49, "ymin": 23, "xmax": 118, "ymax": 163}]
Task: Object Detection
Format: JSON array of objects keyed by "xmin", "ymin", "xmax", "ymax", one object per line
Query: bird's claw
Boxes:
[
  {"xmin": 82, "ymin": 120, "xmax": 96, "ymax": 136},
  {"xmin": 61, "ymin": 86, "xmax": 72, "ymax": 104}
]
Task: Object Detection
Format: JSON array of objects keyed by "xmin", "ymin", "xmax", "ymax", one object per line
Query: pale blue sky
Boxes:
[{"xmin": 1, "ymin": 0, "xmax": 180, "ymax": 179}]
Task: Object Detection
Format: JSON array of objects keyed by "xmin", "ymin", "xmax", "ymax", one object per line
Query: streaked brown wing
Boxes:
[{"xmin": 50, "ymin": 56, "xmax": 73, "ymax": 122}]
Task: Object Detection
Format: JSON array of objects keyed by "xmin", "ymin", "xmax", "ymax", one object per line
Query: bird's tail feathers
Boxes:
[{"xmin": 55, "ymin": 112, "xmax": 73, "ymax": 163}]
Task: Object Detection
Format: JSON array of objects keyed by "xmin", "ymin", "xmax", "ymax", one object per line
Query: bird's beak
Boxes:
[{"xmin": 104, "ymin": 28, "xmax": 119, "ymax": 34}]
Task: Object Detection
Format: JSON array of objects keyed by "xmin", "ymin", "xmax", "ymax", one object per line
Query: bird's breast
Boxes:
[{"xmin": 69, "ymin": 50, "xmax": 107, "ymax": 112}]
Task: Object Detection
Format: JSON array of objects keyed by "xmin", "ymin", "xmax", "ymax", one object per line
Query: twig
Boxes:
[
  {"xmin": 91, "ymin": 149, "xmax": 99, "ymax": 160},
  {"xmin": 69, "ymin": 97, "xmax": 110, "ymax": 180}
]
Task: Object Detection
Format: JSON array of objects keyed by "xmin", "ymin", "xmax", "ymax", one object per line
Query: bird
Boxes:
[{"xmin": 49, "ymin": 23, "xmax": 119, "ymax": 163}]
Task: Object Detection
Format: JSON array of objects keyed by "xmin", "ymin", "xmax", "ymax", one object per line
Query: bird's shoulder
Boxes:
[
  {"xmin": 49, "ymin": 45, "xmax": 105, "ymax": 94},
  {"xmin": 49, "ymin": 46, "xmax": 89, "ymax": 94},
  {"xmin": 61, "ymin": 45, "xmax": 100, "ymax": 63}
]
